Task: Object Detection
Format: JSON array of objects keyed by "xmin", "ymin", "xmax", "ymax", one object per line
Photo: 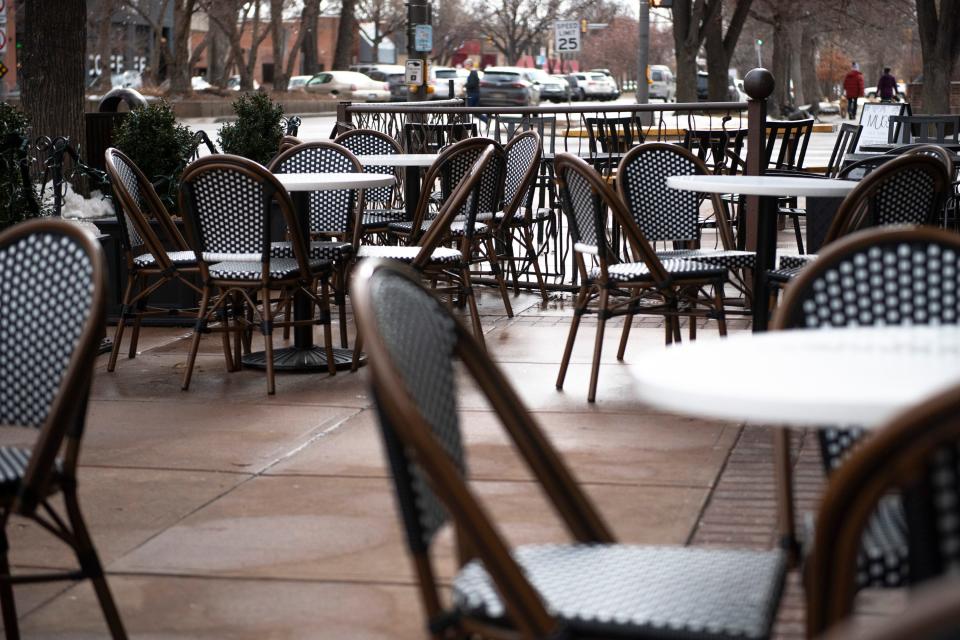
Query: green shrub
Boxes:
[
  {"xmin": 0, "ymin": 102, "xmax": 36, "ymax": 230},
  {"xmin": 218, "ymin": 92, "xmax": 284, "ymax": 166},
  {"xmin": 113, "ymin": 101, "xmax": 195, "ymax": 213}
]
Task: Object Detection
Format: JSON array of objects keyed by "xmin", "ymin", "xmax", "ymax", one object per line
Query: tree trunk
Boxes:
[
  {"xmin": 787, "ymin": 22, "xmax": 803, "ymax": 106},
  {"xmin": 915, "ymin": 0, "xmax": 960, "ymax": 114},
  {"xmin": 242, "ymin": 1, "xmax": 263, "ymax": 91},
  {"xmin": 672, "ymin": 0, "xmax": 697, "ymax": 103},
  {"xmin": 704, "ymin": 7, "xmax": 727, "ymax": 101},
  {"xmin": 800, "ymin": 25, "xmax": 820, "ymax": 112},
  {"xmin": 334, "ymin": 0, "xmax": 357, "ymax": 69},
  {"xmin": 301, "ymin": 0, "xmax": 321, "ymax": 75},
  {"xmin": 208, "ymin": 0, "xmax": 236, "ymax": 85},
  {"xmin": 169, "ymin": 0, "xmax": 197, "ymax": 93},
  {"xmin": 22, "ymin": 0, "xmax": 87, "ymax": 151},
  {"xmin": 770, "ymin": 16, "xmax": 789, "ymax": 116},
  {"xmin": 270, "ymin": 0, "xmax": 288, "ymax": 90},
  {"xmin": 92, "ymin": 0, "xmax": 118, "ymax": 91}
]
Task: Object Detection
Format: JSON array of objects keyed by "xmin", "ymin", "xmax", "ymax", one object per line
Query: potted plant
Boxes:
[
  {"xmin": 112, "ymin": 100, "xmax": 195, "ymax": 213},
  {"xmin": 0, "ymin": 102, "xmax": 40, "ymax": 230},
  {"xmin": 218, "ymin": 92, "xmax": 284, "ymax": 166}
]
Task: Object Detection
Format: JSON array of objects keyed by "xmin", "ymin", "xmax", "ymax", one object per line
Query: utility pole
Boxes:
[
  {"xmin": 406, "ymin": 0, "xmax": 431, "ymax": 101},
  {"xmin": 636, "ymin": 0, "xmax": 649, "ymax": 105}
]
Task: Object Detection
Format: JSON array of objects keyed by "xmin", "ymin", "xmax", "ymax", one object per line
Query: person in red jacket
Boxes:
[{"xmin": 843, "ymin": 62, "xmax": 865, "ymax": 120}]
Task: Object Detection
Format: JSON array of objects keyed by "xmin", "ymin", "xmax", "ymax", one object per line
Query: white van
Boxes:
[{"xmin": 649, "ymin": 65, "xmax": 675, "ymax": 102}]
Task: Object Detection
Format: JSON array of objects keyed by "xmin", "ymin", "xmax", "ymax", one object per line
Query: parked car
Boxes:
[
  {"xmin": 191, "ymin": 76, "xmax": 212, "ymax": 91},
  {"xmin": 696, "ymin": 71, "xmax": 709, "ymax": 101},
  {"xmin": 567, "ymin": 72, "xmax": 616, "ymax": 100},
  {"xmin": 564, "ymin": 74, "xmax": 586, "ymax": 100},
  {"xmin": 649, "ymin": 65, "xmax": 675, "ymax": 101},
  {"xmin": 363, "ymin": 65, "xmax": 405, "ymax": 100},
  {"xmin": 527, "ymin": 68, "xmax": 569, "ymax": 102},
  {"xmin": 305, "ymin": 71, "xmax": 391, "ymax": 101},
  {"xmin": 226, "ymin": 75, "xmax": 261, "ymax": 91},
  {"xmin": 287, "ymin": 75, "xmax": 313, "ymax": 91},
  {"xmin": 433, "ymin": 67, "xmax": 470, "ymax": 99},
  {"xmin": 385, "ymin": 72, "xmax": 407, "ymax": 101},
  {"xmin": 478, "ymin": 67, "xmax": 540, "ymax": 106},
  {"xmin": 589, "ymin": 69, "xmax": 621, "ymax": 99}
]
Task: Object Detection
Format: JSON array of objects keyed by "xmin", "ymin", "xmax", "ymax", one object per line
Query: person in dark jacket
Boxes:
[
  {"xmin": 464, "ymin": 59, "xmax": 480, "ymax": 107},
  {"xmin": 843, "ymin": 62, "xmax": 865, "ymax": 119},
  {"xmin": 878, "ymin": 67, "xmax": 898, "ymax": 102}
]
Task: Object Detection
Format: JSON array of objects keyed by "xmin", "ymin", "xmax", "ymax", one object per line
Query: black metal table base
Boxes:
[{"xmin": 242, "ymin": 346, "xmax": 365, "ymax": 372}]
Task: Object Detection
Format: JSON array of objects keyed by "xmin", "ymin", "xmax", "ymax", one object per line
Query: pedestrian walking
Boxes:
[
  {"xmin": 878, "ymin": 67, "xmax": 898, "ymax": 103},
  {"xmin": 843, "ymin": 62, "xmax": 864, "ymax": 119},
  {"xmin": 464, "ymin": 59, "xmax": 486, "ymax": 122}
]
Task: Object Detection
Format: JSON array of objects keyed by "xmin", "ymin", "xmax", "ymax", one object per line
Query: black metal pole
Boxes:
[{"xmin": 406, "ymin": 0, "xmax": 431, "ymax": 102}]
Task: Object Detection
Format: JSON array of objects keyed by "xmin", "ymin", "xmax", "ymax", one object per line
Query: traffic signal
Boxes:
[
  {"xmin": 580, "ymin": 19, "xmax": 588, "ymax": 33},
  {"xmin": 756, "ymin": 38, "xmax": 763, "ymax": 45}
]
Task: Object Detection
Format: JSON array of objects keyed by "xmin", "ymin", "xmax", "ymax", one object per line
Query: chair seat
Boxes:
[
  {"xmin": 270, "ymin": 241, "xmax": 353, "ymax": 262},
  {"xmin": 779, "ymin": 254, "xmax": 817, "ymax": 270},
  {"xmin": 590, "ymin": 259, "xmax": 726, "ymax": 284},
  {"xmin": 361, "ymin": 209, "xmax": 408, "ymax": 230},
  {"xmin": 356, "ymin": 244, "xmax": 463, "ymax": 265},
  {"xmin": 208, "ymin": 258, "xmax": 331, "ymax": 281},
  {"xmin": 387, "ymin": 219, "xmax": 488, "ymax": 238},
  {"xmin": 494, "ymin": 207, "xmax": 553, "ymax": 225},
  {"xmin": 657, "ymin": 249, "xmax": 756, "ymax": 270},
  {"xmin": 0, "ymin": 447, "xmax": 60, "ymax": 496},
  {"xmin": 779, "ymin": 206, "xmax": 807, "ymax": 216},
  {"xmin": 767, "ymin": 266, "xmax": 805, "ymax": 284},
  {"xmin": 453, "ymin": 544, "xmax": 786, "ymax": 639},
  {"xmin": 132, "ymin": 250, "xmax": 197, "ymax": 268},
  {"xmin": 857, "ymin": 495, "xmax": 909, "ymax": 588}
]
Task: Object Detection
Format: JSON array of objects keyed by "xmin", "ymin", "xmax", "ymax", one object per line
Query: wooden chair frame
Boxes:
[
  {"xmin": 179, "ymin": 154, "xmax": 337, "ymax": 394},
  {"xmin": 0, "ymin": 219, "xmax": 126, "ymax": 639},
  {"xmin": 555, "ymin": 152, "xmax": 727, "ymax": 402},
  {"xmin": 104, "ymin": 148, "xmax": 203, "ymax": 372}
]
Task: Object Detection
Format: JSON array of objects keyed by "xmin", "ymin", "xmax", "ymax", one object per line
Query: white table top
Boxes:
[
  {"xmin": 630, "ymin": 326, "xmax": 960, "ymax": 428},
  {"xmin": 666, "ymin": 174, "xmax": 859, "ymax": 198},
  {"xmin": 274, "ymin": 172, "xmax": 395, "ymax": 191},
  {"xmin": 356, "ymin": 153, "xmax": 438, "ymax": 167}
]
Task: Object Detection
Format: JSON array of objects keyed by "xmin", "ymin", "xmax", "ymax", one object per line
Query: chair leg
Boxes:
[
  {"xmin": 714, "ymin": 282, "xmax": 728, "ymax": 337},
  {"xmin": 587, "ymin": 287, "xmax": 609, "ymax": 403},
  {"xmin": 522, "ymin": 225, "xmax": 549, "ymax": 304},
  {"xmin": 484, "ymin": 236, "xmax": 513, "ymax": 317},
  {"xmin": 107, "ymin": 272, "xmax": 137, "ymax": 372},
  {"xmin": 673, "ymin": 315, "xmax": 683, "ymax": 343},
  {"xmin": 336, "ymin": 262, "xmax": 349, "ymax": 349},
  {"xmin": 689, "ymin": 312, "xmax": 697, "ymax": 341},
  {"xmin": 126, "ymin": 274, "xmax": 147, "ymax": 360},
  {"xmin": 351, "ymin": 334, "xmax": 363, "ymax": 373},
  {"xmin": 617, "ymin": 310, "xmax": 634, "ymax": 361},
  {"xmin": 319, "ymin": 279, "xmax": 337, "ymax": 376},
  {"xmin": 282, "ymin": 289, "xmax": 292, "ymax": 341},
  {"xmin": 62, "ymin": 489, "xmax": 127, "ymax": 640},
  {"xmin": 792, "ymin": 214, "xmax": 805, "ymax": 254},
  {"xmin": 182, "ymin": 287, "xmax": 211, "ymax": 391},
  {"xmin": 557, "ymin": 284, "xmax": 589, "ymax": 390},
  {"xmin": 461, "ymin": 266, "xmax": 485, "ymax": 347},
  {"xmin": 261, "ymin": 286, "xmax": 276, "ymax": 395},
  {"xmin": 0, "ymin": 525, "xmax": 19, "ymax": 640}
]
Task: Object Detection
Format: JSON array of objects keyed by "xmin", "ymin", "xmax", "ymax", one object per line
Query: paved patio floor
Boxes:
[{"xmin": 4, "ymin": 234, "xmax": 906, "ymax": 638}]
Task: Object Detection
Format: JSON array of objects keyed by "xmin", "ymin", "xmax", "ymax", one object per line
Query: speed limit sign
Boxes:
[{"xmin": 554, "ymin": 20, "xmax": 580, "ymax": 53}]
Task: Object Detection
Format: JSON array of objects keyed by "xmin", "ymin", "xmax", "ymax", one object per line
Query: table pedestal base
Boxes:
[{"xmin": 242, "ymin": 346, "xmax": 365, "ymax": 371}]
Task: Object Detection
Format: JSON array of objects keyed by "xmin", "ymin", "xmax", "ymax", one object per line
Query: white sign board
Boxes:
[
  {"xmin": 405, "ymin": 59, "xmax": 424, "ymax": 85},
  {"xmin": 855, "ymin": 102, "xmax": 911, "ymax": 151},
  {"xmin": 554, "ymin": 21, "xmax": 581, "ymax": 53},
  {"xmin": 414, "ymin": 25, "xmax": 432, "ymax": 53}
]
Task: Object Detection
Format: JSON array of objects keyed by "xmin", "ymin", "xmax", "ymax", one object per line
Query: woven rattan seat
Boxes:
[
  {"xmin": 590, "ymin": 259, "xmax": 725, "ymax": 284},
  {"xmin": 454, "ymin": 544, "xmax": 785, "ymax": 639},
  {"xmin": 387, "ymin": 219, "xmax": 488, "ymax": 238},
  {"xmin": 356, "ymin": 244, "xmax": 462, "ymax": 265},
  {"xmin": 269, "ymin": 240, "xmax": 353, "ymax": 262},
  {"xmin": 131, "ymin": 250, "xmax": 197, "ymax": 268},
  {"xmin": 656, "ymin": 248, "xmax": 756, "ymax": 270},
  {"xmin": 207, "ymin": 258, "xmax": 330, "ymax": 281}
]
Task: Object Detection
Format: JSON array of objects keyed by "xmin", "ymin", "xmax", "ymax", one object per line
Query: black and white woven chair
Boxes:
[
  {"xmin": 179, "ymin": 154, "xmax": 337, "ymax": 394},
  {"xmin": 555, "ymin": 153, "xmax": 728, "ymax": 403},
  {"xmin": 352, "ymin": 258, "xmax": 786, "ymax": 640},
  {"xmin": 267, "ymin": 141, "xmax": 362, "ymax": 347},
  {"xmin": 773, "ymin": 225, "xmax": 960, "ymax": 596},
  {"xmin": 767, "ymin": 152, "xmax": 951, "ymax": 288},
  {"xmin": 617, "ymin": 143, "xmax": 755, "ymax": 306},
  {"xmin": 351, "ymin": 144, "xmax": 498, "ymax": 369},
  {"xmin": 0, "ymin": 219, "xmax": 126, "ymax": 638},
  {"xmin": 104, "ymin": 147, "xmax": 202, "ymax": 372},
  {"xmin": 334, "ymin": 128, "xmax": 408, "ymax": 234}
]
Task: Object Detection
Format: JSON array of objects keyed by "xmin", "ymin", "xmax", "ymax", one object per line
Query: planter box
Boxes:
[{"xmin": 93, "ymin": 216, "xmax": 199, "ymax": 327}]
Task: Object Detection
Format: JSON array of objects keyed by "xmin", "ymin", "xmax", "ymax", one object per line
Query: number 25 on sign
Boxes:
[{"xmin": 554, "ymin": 21, "xmax": 581, "ymax": 53}]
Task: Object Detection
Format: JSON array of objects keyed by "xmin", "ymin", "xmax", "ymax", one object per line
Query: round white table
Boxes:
[
  {"xmin": 630, "ymin": 324, "xmax": 960, "ymax": 556},
  {"xmin": 243, "ymin": 172, "xmax": 395, "ymax": 373},
  {"xmin": 631, "ymin": 325, "xmax": 960, "ymax": 428},
  {"xmin": 666, "ymin": 174, "xmax": 859, "ymax": 331}
]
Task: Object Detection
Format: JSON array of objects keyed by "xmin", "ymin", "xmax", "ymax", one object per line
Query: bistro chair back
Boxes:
[
  {"xmin": 278, "ymin": 135, "xmax": 302, "ymax": 154},
  {"xmin": 681, "ymin": 127, "xmax": 749, "ymax": 175},
  {"xmin": 0, "ymin": 218, "xmax": 126, "ymax": 638},
  {"xmin": 807, "ymin": 377, "xmax": 960, "ymax": 636},
  {"xmin": 439, "ymin": 138, "xmax": 505, "ymax": 225},
  {"xmin": 268, "ymin": 141, "xmax": 364, "ymax": 246},
  {"xmin": 764, "ymin": 119, "xmax": 813, "ymax": 170},
  {"xmin": 584, "ymin": 115, "xmax": 644, "ymax": 155},
  {"xmin": 617, "ymin": 142, "xmax": 735, "ymax": 250},
  {"xmin": 501, "ymin": 130, "xmax": 542, "ymax": 220},
  {"xmin": 403, "ymin": 121, "xmax": 477, "ymax": 154},
  {"xmin": 888, "ymin": 114, "xmax": 960, "ymax": 144},
  {"xmin": 335, "ymin": 128, "xmax": 403, "ymax": 211},
  {"xmin": 353, "ymin": 258, "xmax": 785, "ymax": 639},
  {"xmin": 824, "ymin": 153, "xmax": 950, "ymax": 244},
  {"xmin": 825, "ymin": 123, "xmax": 863, "ymax": 178}
]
